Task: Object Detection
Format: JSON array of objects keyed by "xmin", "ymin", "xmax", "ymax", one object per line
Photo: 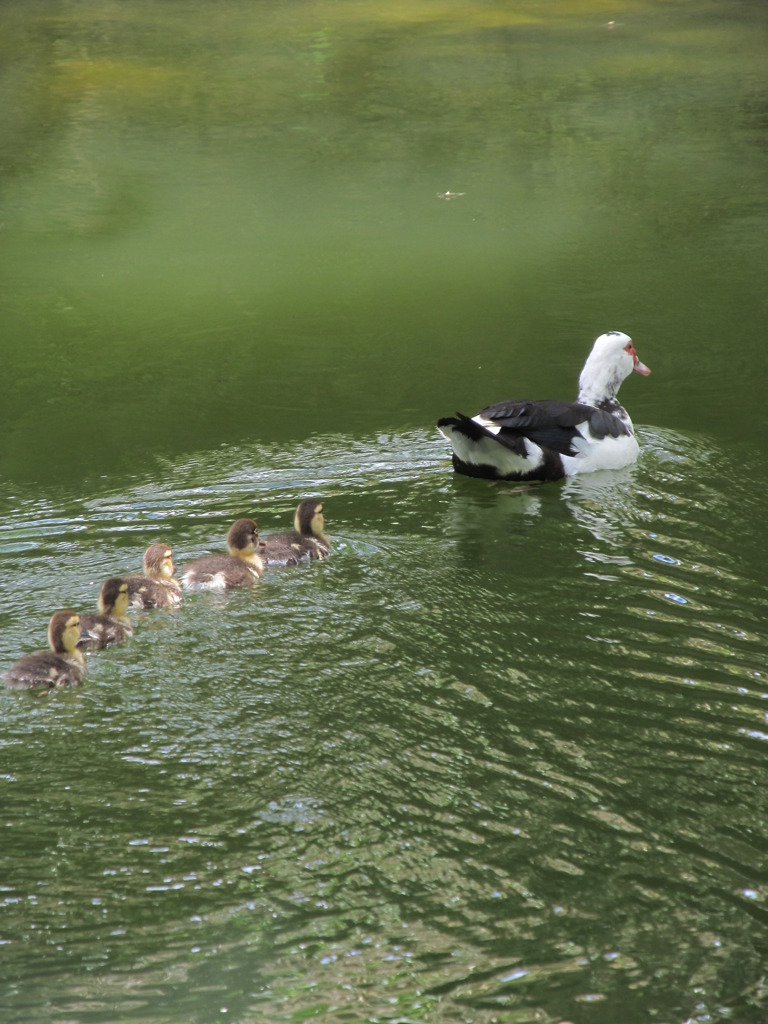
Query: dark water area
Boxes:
[{"xmin": 1, "ymin": 2, "xmax": 768, "ymax": 1022}]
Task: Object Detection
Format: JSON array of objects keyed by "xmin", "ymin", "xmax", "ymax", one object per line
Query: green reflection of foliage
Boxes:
[
  {"xmin": 1, "ymin": 0, "xmax": 759, "ymax": 168},
  {"xmin": 53, "ymin": 57, "xmax": 181, "ymax": 103},
  {"xmin": 0, "ymin": 0, "xmax": 765, "ymax": 479}
]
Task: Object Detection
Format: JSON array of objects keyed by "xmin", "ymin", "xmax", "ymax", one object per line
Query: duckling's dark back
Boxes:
[
  {"xmin": 181, "ymin": 519, "xmax": 263, "ymax": 590},
  {"xmin": 4, "ymin": 610, "xmax": 85, "ymax": 690},
  {"xmin": 125, "ymin": 545, "xmax": 182, "ymax": 608},
  {"xmin": 262, "ymin": 500, "xmax": 330, "ymax": 566},
  {"xmin": 79, "ymin": 580, "xmax": 134, "ymax": 650}
]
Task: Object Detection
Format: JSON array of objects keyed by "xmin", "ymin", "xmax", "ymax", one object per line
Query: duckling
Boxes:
[
  {"xmin": 124, "ymin": 543, "xmax": 183, "ymax": 609},
  {"xmin": 181, "ymin": 518, "xmax": 264, "ymax": 590},
  {"xmin": 78, "ymin": 578, "xmax": 135, "ymax": 650},
  {"xmin": 261, "ymin": 499, "xmax": 330, "ymax": 566},
  {"xmin": 4, "ymin": 610, "xmax": 86, "ymax": 691}
]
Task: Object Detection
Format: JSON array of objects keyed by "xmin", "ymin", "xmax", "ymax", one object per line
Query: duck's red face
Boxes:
[{"xmin": 624, "ymin": 339, "xmax": 651, "ymax": 376}]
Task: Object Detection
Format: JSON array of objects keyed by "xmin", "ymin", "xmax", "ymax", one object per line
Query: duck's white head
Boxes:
[{"xmin": 578, "ymin": 331, "xmax": 650, "ymax": 405}]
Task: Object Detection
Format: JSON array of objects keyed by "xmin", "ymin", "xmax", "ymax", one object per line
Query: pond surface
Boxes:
[{"xmin": 1, "ymin": 2, "xmax": 767, "ymax": 1022}]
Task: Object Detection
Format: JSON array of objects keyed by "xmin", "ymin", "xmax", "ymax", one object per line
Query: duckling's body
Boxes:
[
  {"xmin": 124, "ymin": 544, "xmax": 183, "ymax": 609},
  {"xmin": 182, "ymin": 519, "xmax": 264, "ymax": 591},
  {"xmin": 79, "ymin": 578, "xmax": 134, "ymax": 650},
  {"xmin": 4, "ymin": 611, "xmax": 86, "ymax": 691},
  {"xmin": 261, "ymin": 500, "xmax": 330, "ymax": 566}
]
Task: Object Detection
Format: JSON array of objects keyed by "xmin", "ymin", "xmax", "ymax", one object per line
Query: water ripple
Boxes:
[{"xmin": 1, "ymin": 425, "xmax": 767, "ymax": 1023}]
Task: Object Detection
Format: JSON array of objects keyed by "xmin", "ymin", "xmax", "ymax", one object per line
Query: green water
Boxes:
[{"xmin": 1, "ymin": 1, "xmax": 768, "ymax": 1022}]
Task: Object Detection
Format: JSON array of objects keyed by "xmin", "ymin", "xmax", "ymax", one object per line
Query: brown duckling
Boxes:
[
  {"xmin": 181, "ymin": 518, "xmax": 264, "ymax": 590},
  {"xmin": 4, "ymin": 610, "xmax": 86, "ymax": 691},
  {"xmin": 78, "ymin": 578, "xmax": 135, "ymax": 650},
  {"xmin": 124, "ymin": 543, "xmax": 182, "ymax": 609},
  {"xmin": 261, "ymin": 499, "xmax": 330, "ymax": 566}
]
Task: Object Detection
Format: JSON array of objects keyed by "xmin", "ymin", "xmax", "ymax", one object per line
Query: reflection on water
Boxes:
[
  {"xmin": 2, "ymin": 426, "xmax": 768, "ymax": 1022},
  {"xmin": 1, "ymin": 0, "xmax": 767, "ymax": 484}
]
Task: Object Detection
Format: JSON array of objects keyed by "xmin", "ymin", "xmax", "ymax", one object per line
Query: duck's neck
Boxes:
[{"xmin": 577, "ymin": 361, "xmax": 623, "ymax": 407}]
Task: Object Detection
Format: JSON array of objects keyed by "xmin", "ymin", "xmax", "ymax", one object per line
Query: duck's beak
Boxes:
[{"xmin": 633, "ymin": 354, "xmax": 651, "ymax": 375}]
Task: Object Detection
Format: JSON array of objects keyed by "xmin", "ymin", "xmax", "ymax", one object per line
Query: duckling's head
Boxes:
[
  {"xmin": 227, "ymin": 518, "xmax": 261, "ymax": 557},
  {"xmin": 98, "ymin": 578, "xmax": 131, "ymax": 618},
  {"xmin": 143, "ymin": 543, "xmax": 176, "ymax": 580},
  {"xmin": 49, "ymin": 610, "xmax": 82, "ymax": 654},
  {"xmin": 295, "ymin": 499, "xmax": 326, "ymax": 537}
]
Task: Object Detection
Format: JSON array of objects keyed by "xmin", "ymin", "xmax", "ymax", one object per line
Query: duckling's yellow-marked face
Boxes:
[
  {"xmin": 241, "ymin": 524, "xmax": 259, "ymax": 553},
  {"xmin": 144, "ymin": 544, "xmax": 176, "ymax": 579},
  {"xmin": 228, "ymin": 519, "xmax": 260, "ymax": 557},
  {"xmin": 236, "ymin": 522, "xmax": 264, "ymax": 574},
  {"xmin": 311, "ymin": 504, "xmax": 325, "ymax": 535},
  {"xmin": 62, "ymin": 615, "xmax": 81, "ymax": 653},
  {"xmin": 113, "ymin": 583, "xmax": 131, "ymax": 617}
]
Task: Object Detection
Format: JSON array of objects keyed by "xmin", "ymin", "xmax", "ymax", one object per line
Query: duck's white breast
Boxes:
[{"xmin": 562, "ymin": 428, "xmax": 640, "ymax": 476}]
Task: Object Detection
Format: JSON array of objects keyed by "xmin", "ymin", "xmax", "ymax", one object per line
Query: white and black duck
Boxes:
[{"xmin": 437, "ymin": 331, "xmax": 650, "ymax": 482}]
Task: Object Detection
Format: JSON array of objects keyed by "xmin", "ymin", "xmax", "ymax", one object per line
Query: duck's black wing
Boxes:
[{"xmin": 478, "ymin": 398, "xmax": 630, "ymax": 453}]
